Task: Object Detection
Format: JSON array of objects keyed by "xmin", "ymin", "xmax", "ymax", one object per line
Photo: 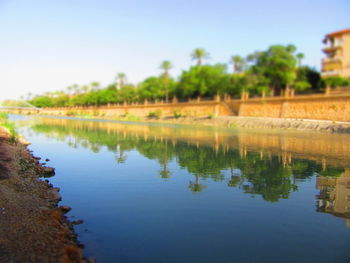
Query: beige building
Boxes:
[{"xmin": 321, "ymin": 28, "xmax": 350, "ymax": 79}]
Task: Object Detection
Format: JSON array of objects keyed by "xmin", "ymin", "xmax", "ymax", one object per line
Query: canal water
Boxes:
[{"xmin": 11, "ymin": 115, "xmax": 350, "ymax": 263}]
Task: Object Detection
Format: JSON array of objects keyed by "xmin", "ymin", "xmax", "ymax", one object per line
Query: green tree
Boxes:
[
  {"xmin": 66, "ymin": 85, "xmax": 73, "ymax": 95},
  {"xmin": 188, "ymin": 175, "xmax": 206, "ymax": 193},
  {"xmin": 81, "ymin": 85, "xmax": 90, "ymax": 94},
  {"xmin": 30, "ymin": 96, "xmax": 53, "ymax": 108},
  {"xmin": 138, "ymin": 76, "xmax": 167, "ymax": 101},
  {"xmin": 159, "ymin": 60, "xmax": 173, "ymax": 102},
  {"xmin": 293, "ymin": 80, "xmax": 311, "ymax": 92},
  {"xmin": 177, "ymin": 64, "xmax": 229, "ymax": 98},
  {"xmin": 294, "ymin": 66, "xmax": 321, "ymax": 93},
  {"xmin": 117, "ymin": 84, "xmax": 137, "ymax": 103},
  {"xmin": 116, "ymin": 73, "xmax": 127, "ymax": 89},
  {"xmin": 296, "ymin": 53, "xmax": 304, "ymax": 67},
  {"xmin": 230, "ymin": 55, "xmax": 245, "ymax": 74},
  {"xmin": 52, "ymin": 94, "xmax": 69, "ymax": 107},
  {"xmin": 190, "ymin": 48, "xmax": 210, "ymax": 66},
  {"xmin": 249, "ymin": 45, "xmax": 298, "ymax": 94},
  {"xmin": 226, "ymin": 74, "xmax": 246, "ymax": 97},
  {"xmin": 244, "ymin": 72, "xmax": 270, "ymax": 97},
  {"xmin": 293, "ymin": 65, "xmax": 314, "ymax": 93},
  {"xmin": 286, "ymin": 44, "xmax": 297, "ymax": 53},
  {"xmin": 71, "ymin": 84, "xmax": 80, "ymax": 95},
  {"xmin": 322, "ymin": 76, "xmax": 350, "ymax": 88},
  {"xmin": 90, "ymin": 81, "xmax": 100, "ymax": 90},
  {"xmin": 160, "ymin": 140, "xmax": 171, "ymax": 180}
]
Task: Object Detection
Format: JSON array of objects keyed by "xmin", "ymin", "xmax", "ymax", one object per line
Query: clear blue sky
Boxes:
[{"xmin": 1, "ymin": 0, "xmax": 349, "ymax": 99}]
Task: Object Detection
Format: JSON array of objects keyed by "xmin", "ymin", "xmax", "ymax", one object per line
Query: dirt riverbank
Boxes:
[{"xmin": 0, "ymin": 127, "xmax": 88, "ymax": 263}]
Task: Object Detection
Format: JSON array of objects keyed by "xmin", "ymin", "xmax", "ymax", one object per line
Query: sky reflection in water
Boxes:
[{"xmin": 12, "ymin": 115, "xmax": 350, "ymax": 263}]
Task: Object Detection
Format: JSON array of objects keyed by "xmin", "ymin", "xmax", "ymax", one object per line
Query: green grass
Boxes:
[
  {"xmin": 115, "ymin": 113, "xmax": 141, "ymax": 121},
  {"xmin": 2, "ymin": 122, "xmax": 17, "ymax": 137},
  {"xmin": 208, "ymin": 112, "xmax": 215, "ymax": 119},
  {"xmin": 66, "ymin": 110, "xmax": 78, "ymax": 116},
  {"xmin": 0, "ymin": 112, "xmax": 8, "ymax": 121},
  {"xmin": 125, "ymin": 114, "xmax": 141, "ymax": 121},
  {"xmin": 173, "ymin": 110, "xmax": 182, "ymax": 119},
  {"xmin": 148, "ymin": 110, "xmax": 162, "ymax": 119},
  {"xmin": 0, "ymin": 112, "xmax": 18, "ymax": 142}
]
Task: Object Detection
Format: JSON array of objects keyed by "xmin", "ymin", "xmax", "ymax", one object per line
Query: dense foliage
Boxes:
[{"xmin": 27, "ymin": 45, "xmax": 349, "ymax": 108}]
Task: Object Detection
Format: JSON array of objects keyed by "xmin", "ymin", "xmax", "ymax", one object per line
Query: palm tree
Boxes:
[
  {"xmin": 227, "ymin": 164, "xmax": 242, "ymax": 187},
  {"xmin": 160, "ymin": 60, "xmax": 172, "ymax": 76},
  {"xmin": 296, "ymin": 53, "xmax": 304, "ymax": 67},
  {"xmin": 286, "ymin": 44, "xmax": 296, "ymax": 53},
  {"xmin": 72, "ymin": 84, "xmax": 80, "ymax": 95},
  {"xmin": 160, "ymin": 140, "xmax": 171, "ymax": 179},
  {"xmin": 26, "ymin": 92, "xmax": 33, "ymax": 100},
  {"xmin": 246, "ymin": 51, "xmax": 261, "ymax": 65},
  {"xmin": 190, "ymin": 48, "xmax": 210, "ymax": 66},
  {"xmin": 90, "ymin": 81, "xmax": 100, "ymax": 90},
  {"xmin": 115, "ymin": 145, "xmax": 127, "ymax": 163},
  {"xmin": 188, "ymin": 175, "xmax": 206, "ymax": 193},
  {"xmin": 230, "ymin": 55, "xmax": 245, "ymax": 74},
  {"xmin": 81, "ymin": 85, "xmax": 90, "ymax": 93},
  {"xmin": 159, "ymin": 60, "xmax": 173, "ymax": 102},
  {"xmin": 116, "ymin": 73, "xmax": 126, "ymax": 89},
  {"xmin": 67, "ymin": 85, "xmax": 73, "ymax": 95}
]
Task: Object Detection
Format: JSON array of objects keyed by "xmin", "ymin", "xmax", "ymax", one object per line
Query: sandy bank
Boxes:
[{"xmin": 0, "ymin": 127, "xmax": 89, "ymax": 263}]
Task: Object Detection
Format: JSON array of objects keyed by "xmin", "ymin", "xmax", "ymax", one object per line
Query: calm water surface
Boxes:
[{"xmin": 11, "ymin": 115, "xmax": 350, "ymax": 263}]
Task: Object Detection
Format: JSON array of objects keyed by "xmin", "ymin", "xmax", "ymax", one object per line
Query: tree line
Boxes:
[{"xmin": 29, "ymin": 45, "xmax": 350, "ymax": 108}]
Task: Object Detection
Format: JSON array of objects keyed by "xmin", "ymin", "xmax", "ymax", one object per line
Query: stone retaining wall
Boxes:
[
  {"xmin": 34, "ymin": 100, "xmax": 233, "ymax": 118},
  {"xmin": 9, "ymin": 93, "xmax": 350, "ymax": 122},
  {"xmin": 235, "ymin": 94, "xmax": 350, "ymax": 122}
]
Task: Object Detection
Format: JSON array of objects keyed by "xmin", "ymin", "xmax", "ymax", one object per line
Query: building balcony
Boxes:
[
  {"xmin": 322, "ymin": 56, "xmax": 343, "ymax": 63},
  {"xmin": 322, "ymin": 45, "xmax": 342, "ymax": 54},
  {"xmin": 322, "ymin": 59, "xmax": 342, "ymax": 72}
]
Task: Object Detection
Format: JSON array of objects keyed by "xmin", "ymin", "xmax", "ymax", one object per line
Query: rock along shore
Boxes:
[
  {"xmin": 113, "ymin": 115, "xmax": 350, "ymax": 134},
  {"xmin": 0, "ymin": 127, "xmax": 90, "ymax": 263},
  {"xmin": 174, "ymin": 116, "xmax": 350, "ymax": 134}
]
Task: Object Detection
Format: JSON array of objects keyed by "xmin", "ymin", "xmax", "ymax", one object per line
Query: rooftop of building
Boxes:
[{"xmin": 326, "ymin": 28, "xmax": 350, "ymax": 38}]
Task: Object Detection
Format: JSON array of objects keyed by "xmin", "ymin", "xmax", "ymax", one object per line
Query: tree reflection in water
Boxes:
[{"xmin": 30, "ymin": 118, "xmax": 350, "ymax": 225}]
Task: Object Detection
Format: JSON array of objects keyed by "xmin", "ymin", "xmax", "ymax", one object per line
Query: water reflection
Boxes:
[
  {"xmin": 19, "ymin": 116, "xmax": 350, "ymax": 226},
  {"xmin": 316, "ymin": 171, "xmax": 350, "ymax": 227}
]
